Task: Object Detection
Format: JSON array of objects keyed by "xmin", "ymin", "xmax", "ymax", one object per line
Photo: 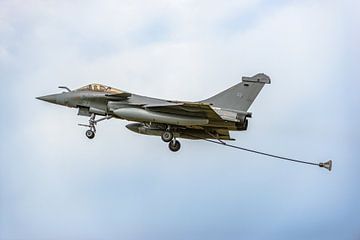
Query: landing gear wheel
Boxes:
[
  {"xmin": 161, "ymin": 131, "xmax": 174, "ymax": 142},
  {"xmin": 86, "ymin": 130, "xmax": 95, "ymax": 139},
  {"xmin": 169, "ymin": 140, "xmax": 181, "ymax": 152}
]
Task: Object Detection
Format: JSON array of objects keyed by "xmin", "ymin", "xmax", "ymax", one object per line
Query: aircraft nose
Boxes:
[{"xmin": 36, "ymin": 94, "xmax": 58, "ymax": 104}]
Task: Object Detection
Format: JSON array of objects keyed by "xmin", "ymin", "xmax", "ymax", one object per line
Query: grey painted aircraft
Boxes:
[{"xmin": 37, "ymin": 73, "xmax": 270, "ymax": 152}]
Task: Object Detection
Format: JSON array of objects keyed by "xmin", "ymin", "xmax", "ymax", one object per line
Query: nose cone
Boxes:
[{"xmin": 36, "ymin": 94, "xmax": 58, "ymax": 104}]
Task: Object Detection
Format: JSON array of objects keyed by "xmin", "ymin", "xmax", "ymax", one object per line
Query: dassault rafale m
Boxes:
[{"xmin": 37, "ymin": 73, "xmax": 270, "ymax": 152}]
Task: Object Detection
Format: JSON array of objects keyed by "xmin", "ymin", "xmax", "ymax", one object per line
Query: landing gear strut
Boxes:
[{"xmin": 84, "ymin": 113, "xmax": 97, "ymax": 139}]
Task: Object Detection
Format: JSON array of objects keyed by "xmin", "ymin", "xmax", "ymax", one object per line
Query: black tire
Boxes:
[
  {"xmin": 161, "ymin": 131, "xmax": 173, "ymax": 143},
  {"xmin": 169, "ymin": 140, "xmax": 181, "ymax": 152},
  {"xmin": 86, "ymin": 130, "xmax": 95, "ymax": 139}
]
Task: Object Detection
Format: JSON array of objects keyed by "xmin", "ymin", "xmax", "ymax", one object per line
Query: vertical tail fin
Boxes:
[{"xmin": 202, "ymin": 73, "xmax": 271, "ymax": 112}]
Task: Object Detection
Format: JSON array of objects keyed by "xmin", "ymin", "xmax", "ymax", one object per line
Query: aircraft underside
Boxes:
[{"xmin": 79, "ymin": 113, "xmax": 244, "ymax": 152}]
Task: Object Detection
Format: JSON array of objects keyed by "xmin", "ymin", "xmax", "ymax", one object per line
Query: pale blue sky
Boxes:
[{"xmin": 0, "ymin": 0, "xmax": 359, "ymax": 239}]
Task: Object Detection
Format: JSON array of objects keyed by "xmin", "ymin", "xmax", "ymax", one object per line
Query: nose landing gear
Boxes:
[{"xmin": 79, "ymin": 113, "xmax": 112, "ymax": 139}]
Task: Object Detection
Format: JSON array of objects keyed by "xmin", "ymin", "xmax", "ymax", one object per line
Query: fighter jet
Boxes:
[{"xmin": 37, "ymin": 73, "xmax": 271, "ymax": 152}]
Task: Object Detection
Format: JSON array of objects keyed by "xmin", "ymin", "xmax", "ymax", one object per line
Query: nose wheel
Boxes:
[{"xmin": 86, "ymin": 129, "xmax": 95, "ymax": 139}]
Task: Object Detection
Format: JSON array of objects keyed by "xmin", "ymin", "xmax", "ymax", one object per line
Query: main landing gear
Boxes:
[
  {"xmin": 169, "ymin": 139, "xmax": 181, "ymax": 152},
  {"xmin": 161, "ymin": 130, "xmax": 181, "ymax": 152},
  {"xmin": 161, "ymin": 131, "xmax": 173, "ymax": 142},
  {"xmin": 79, "ymin": 113, "xmax": 112, "ymax": 139}
]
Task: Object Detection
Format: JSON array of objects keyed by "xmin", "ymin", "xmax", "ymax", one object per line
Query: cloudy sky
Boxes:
[{"xmin": 0, "ymin": 0, "xmax": 359, "ymax": 239}]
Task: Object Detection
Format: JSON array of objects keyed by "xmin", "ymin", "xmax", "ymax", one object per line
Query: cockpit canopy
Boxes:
[{"xmin": 76, "ymin": 84, "xmax": 123, "ymax": 94}]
